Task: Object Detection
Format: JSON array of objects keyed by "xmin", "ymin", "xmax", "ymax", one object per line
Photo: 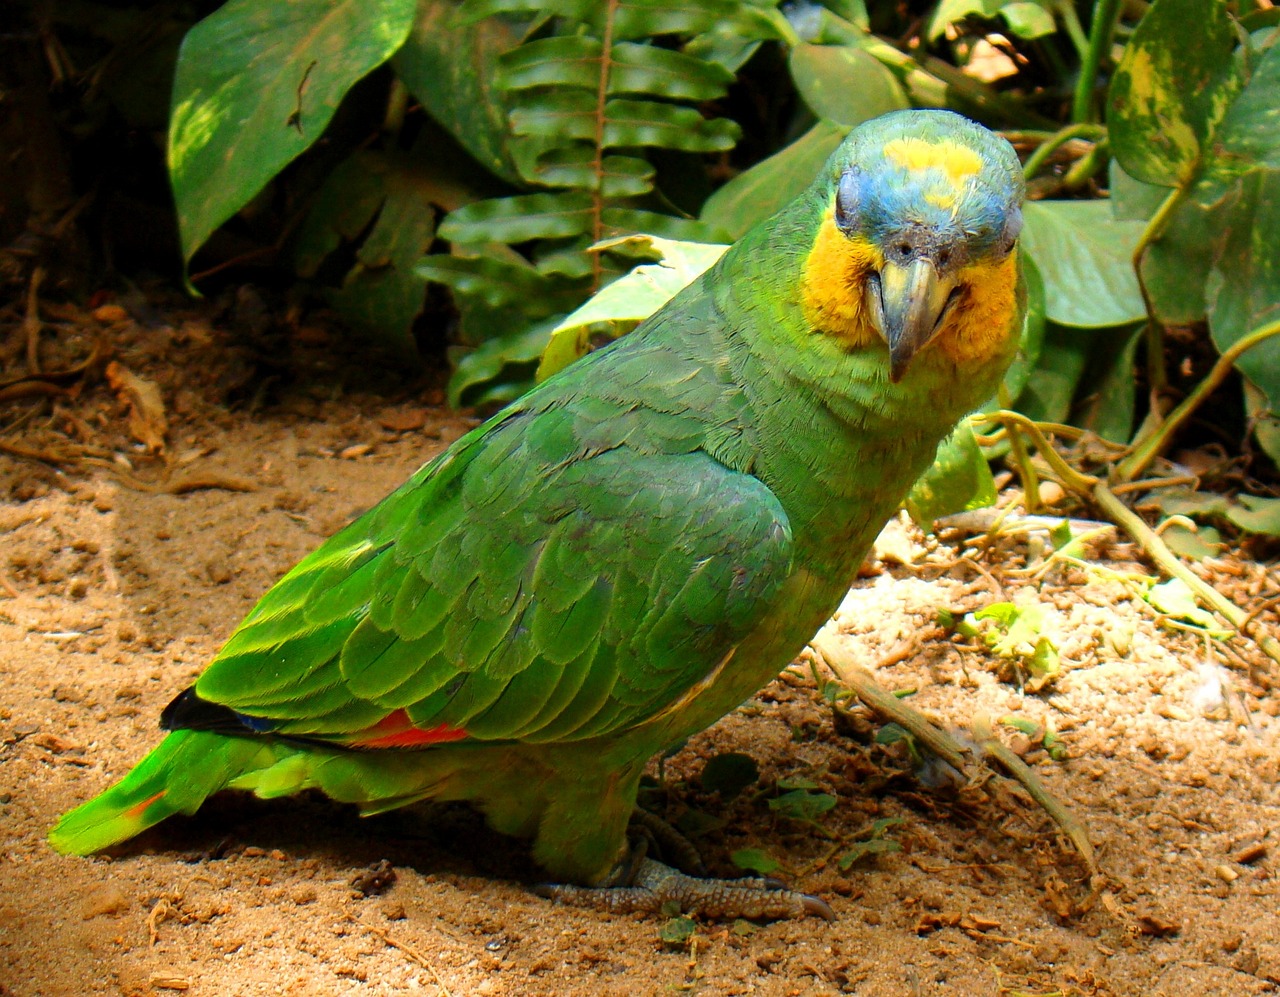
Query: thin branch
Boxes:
[
  {"xmin": 1091, "ymin": 480, "xmax": 1280, "ymax": 667},
  {"xmin": 1117, "ymin": 318, "xmax": 1280, "ymax": 482}
]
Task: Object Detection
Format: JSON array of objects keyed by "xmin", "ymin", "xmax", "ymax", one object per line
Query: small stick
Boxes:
[
  {"xmin": 813, "ymin": 634, "xmax": 970, "ymax": 773},
  {"xmin": 361, "ymin": 921, "xmax": 453, "ymax": 997},
  {"xmin": 971, "ymin": 713, "xmax": 1096, "ymax": 874}
]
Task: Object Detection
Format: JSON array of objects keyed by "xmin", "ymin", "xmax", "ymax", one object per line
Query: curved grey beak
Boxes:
[{"xmin": 868, "ymin": 259, "xmax": 959, "ymax": 383}]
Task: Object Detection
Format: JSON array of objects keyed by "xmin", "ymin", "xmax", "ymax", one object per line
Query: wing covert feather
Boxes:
[{"xmin": 195, "ymin": 379, "xmax": 794, "ymax": 744}]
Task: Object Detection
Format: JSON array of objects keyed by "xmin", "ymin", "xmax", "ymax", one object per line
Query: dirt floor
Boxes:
[{"xmin": 2, "ymin": 302, "xmax": 1280, "ymax": 996}]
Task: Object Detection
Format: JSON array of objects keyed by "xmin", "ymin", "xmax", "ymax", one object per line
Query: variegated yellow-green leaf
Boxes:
[{"xmin": 1107, "ymin": 0, "xmax": 1240, "ymax": 187}]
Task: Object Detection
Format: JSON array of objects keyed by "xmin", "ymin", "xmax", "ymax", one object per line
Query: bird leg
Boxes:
[
  {"xmin": 536, "ymin": 855, "xmax": 834, "ymax": 920},
  {"xmin": 535, "ymin": 812, "xmax": 834, "ymax": 920}
]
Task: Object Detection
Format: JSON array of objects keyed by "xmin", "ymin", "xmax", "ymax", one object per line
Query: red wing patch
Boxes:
[{"xmin": 349, "ymin": 709, "xmax": 469, "ymax": 749}]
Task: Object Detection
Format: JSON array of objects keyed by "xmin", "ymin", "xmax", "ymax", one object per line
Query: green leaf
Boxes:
[
  {"xmin": 1109, "ymin": 160, "xmax": 1170, "ymax": 223},
  {"xmin": 526, "ymin": 149, "xmax": 655, "ymax": 196},
  {"xmin": 701, "ymin": 120, "xmax": 847, "ymax": 241},
  {"xmin": 1072, "ymin": 323, "xmax": 1143, "ymax": 443},
  {"xmin": 1001, "ymin": 249, "xmax": 1046, "ymax": 406},
  {"xmin": 1145, "ymin": 578, "xmax": 1223, "ymax": 631},
  {"xmin": 700, "ymin": 752, "xmax": 761, "ymax": 800},
  {"xmin": 539, "ymin": 234, "xmax": 726, "ymax": 377},
  {"xmin": 1204, "ymin": 173, "xmax": 1280, "ymax": 414},
  {"xmin": 439, "ymin": 192, "xmax": 595, "ymax": 244},
  {"xmin": 1160, "ymin": 488, "xmax": 1280, "ymax": 538},
  {"xmin": 168, "ymin": 0, "xmax": 417, "ymax": 267},
  {"xmin": 602, "ymin": 99, "xmax": 741, "ymax": 152},
  {"xmin": 446, "ymin": 318, "xmax": 557, "ymax": 407},
  {"xmin": 926, "ymin": 0, "xmax": 1055, "ymax": 39},
  {"xmin": 509, "ymin": 90, "xmax": 597, "ymax": 141},
  {"xmin": 1230, "ymin": 495, "xmax": 1280, "ymax": 537},
  {"xmin": 903, "ymin": 420, "xmax": 997, "ymax": 528},
  {"xmin": 1245, "ymin": 380, "xmax": 1280, "ymax": 465},
  {"xmin": 458, "ymin": 0, "xmax": 593, "ymax": 22},
  {"xmin": 505, "ymin": 36, "xmax": 737, "ymax": 107},
  {"xmin": 609, "ymin": 0, "xmax": 740, "ymax": 41},
  {"xmin": 394, "ymin": 0, "xmax": 525, "ymax": 183},
  {"xmin": 658, "ymin": 915, "xmax": 697, "ymax": 948},
  {"xmin": 609, "ymin": 43, "xmax": 735, "ymax": 100},
  {"xmin": 1015, "ymin": 323, "xmax": 1089, "ymax": 425},
  {"xmin": 321, "ymin": 157, "xmax": 439, "ymax": 355},
  {"xmin": 998, "ymin": 1, "xmax": 1055, "ymax": 38},
  {"xmin": 417, "ymin": 253, "xmax": 573, "ymax": 310},
  {"xmin": 498, "ymin": 36, "xmax": 603, "ymax": 90},
  {"xmin": 1106, "ymin": 0, "xmax": 1240, "ymax": 187},
  {"xmin": 598, "ymin": 208, "xmax": 718, "ymax": 242},
  {"xmin": 837, "ymin": 838, "xmax": 901, "ymax": 869},
  {"xmin": 769, "ymin": 789, "xmax": 837, "ymax": 822},
  {"xmin": 730, "ymin": 848, "xmax": 780, "ymax": 876},
  {"xmin": 1019, "ymin": 201, "xmax": 1146, "ymax": 328},
  {"xmin": 789, "ymin": 44, "xmax": 908, "ymax": 128}
]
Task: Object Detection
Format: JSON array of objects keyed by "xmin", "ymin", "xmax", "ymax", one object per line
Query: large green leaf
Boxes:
[
  {"xmin": 1204, "ymin": 169, "xmax": 1280, "ymax": 409},
  {"xmin": 1072, "ymin": 324, "xmax": 1143, "ymax": 444},
  {"xmin": 789, "ymin": 44, "xmax": 908, "ymax": 127},
  {"xmin": 394, "ymin": 0, "xmax": 524, "ymax": 183},
  {"xmin": 293, "ymin": 150, "xmax": 438, "ymax": 354},
  {"xmin": 1015, "ymin": 323, "xmax": 1091, "ymax": 425},
  {"xmin": 700, "ymin": 120, "xmax": 847, "ymax": 241},
  {"xmin": 1019, "ymin": 201, "xmax": 1146, "ymax": 328},
  {"xmin": 903, "ymin": 420, "xmax": 997, "ymax": 528},
  {"xmin": 1002, "ymin": 249, "xmax": 1046, "ymax": 405},
  {"xmin": 1245, "ymin": 380, "xmax": 1280, "ymax": 465},
  {"xmin": 168, "ymin": 0, "xmax": 417, "ymax": 267},
  {"xmin": 1106, "ymin": 0, "xmax": 1240, "ymax": 187}
]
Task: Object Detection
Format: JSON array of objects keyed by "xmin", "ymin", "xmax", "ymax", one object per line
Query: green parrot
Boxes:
[{"xmin": 50, "ymin": 109, "xmax": 1025, "ymax": 919}]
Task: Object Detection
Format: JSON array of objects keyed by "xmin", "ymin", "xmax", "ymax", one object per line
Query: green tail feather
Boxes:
[
  {"xmin": 50, "ymin": 729, "xmax": 474, "ymax": 856},
  {"xmin": 49, "ymin": 730, "xmax": 274, "ymax": 855}
]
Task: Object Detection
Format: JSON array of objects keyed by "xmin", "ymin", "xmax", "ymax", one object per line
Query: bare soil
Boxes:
[{"xmin": 2, "ymin": 306, "xmax": 1279, "ymax": 997}]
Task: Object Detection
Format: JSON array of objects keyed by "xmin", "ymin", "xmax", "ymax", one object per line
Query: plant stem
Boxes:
[
  {"xmin": 1091, "ymin": 480, "xmax": 1280, "ymax": 667},
  {"xmin": 588, "ymin": 0, "xmax": 620, "ymax": 294},
  {"xmin": 1053, "ymin": 0, "xmax": 1091, "ymax": 62},
  {"xmin": 1126, "ymin": 181, "xmax": 1190, "ymax": 457},
  {"xmin": 1021, "ymin": 123, "xmax": 1106, "ymax": 180},
  {"xmin": 1116, "ymin": 318, "xmax": 1280, "ymax": 481},
  {"xmin": 1072, "ymin": 0, "xmax": 1123, "ymax": 124}
]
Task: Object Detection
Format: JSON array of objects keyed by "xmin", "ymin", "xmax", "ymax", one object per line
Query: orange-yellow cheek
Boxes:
[
  {"xmin": 801, "ymin": 214, "xmax": 882, "ymax": 347},
  {"xmin": 936, "ymin": 252, "xmax": 1021, "ymax": 370}
]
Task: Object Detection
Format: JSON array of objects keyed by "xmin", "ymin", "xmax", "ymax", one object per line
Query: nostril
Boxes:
[
  {"xmin": 897, "ymin": 243, "xmax": 911, "ymax": 257},
  {"xmin": 937, "ymin": 250, "xmax": 951, "ymax": 267}
]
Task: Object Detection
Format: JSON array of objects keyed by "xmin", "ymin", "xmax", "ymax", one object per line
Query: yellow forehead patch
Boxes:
[{"xmin": 882, "ymin": 138, "xmax": 983, "ymax": 185}]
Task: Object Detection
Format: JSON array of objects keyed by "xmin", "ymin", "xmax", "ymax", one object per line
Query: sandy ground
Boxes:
[{"xmin": 2, "ymin": 308, "xmax": 1279, "ymax": 996}]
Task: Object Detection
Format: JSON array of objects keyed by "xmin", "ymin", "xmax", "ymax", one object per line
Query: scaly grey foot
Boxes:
[{"xmin": 535, "ymin": 856, "xmax": 835, "ymax": 921}]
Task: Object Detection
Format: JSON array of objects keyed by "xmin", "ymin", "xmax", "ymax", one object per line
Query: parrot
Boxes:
[{"xmin": 50, "ymin": 109, "xmax": 1026, "ymax": 920}]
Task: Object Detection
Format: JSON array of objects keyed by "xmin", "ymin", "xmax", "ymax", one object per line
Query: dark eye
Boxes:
[{"xmin": 835, "ymin": 171, "xmax": 860, "ymax": 231}]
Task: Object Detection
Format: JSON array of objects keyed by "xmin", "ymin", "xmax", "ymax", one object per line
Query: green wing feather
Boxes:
[{"xmin": 194, "ymin": 335, "xmax": 794, "ymax": 746}]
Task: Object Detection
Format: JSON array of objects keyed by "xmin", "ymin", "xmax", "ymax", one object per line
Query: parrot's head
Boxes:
[{"xmin": 802, "ymin": 110, "xmax": 1025, "ymax": 383}]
